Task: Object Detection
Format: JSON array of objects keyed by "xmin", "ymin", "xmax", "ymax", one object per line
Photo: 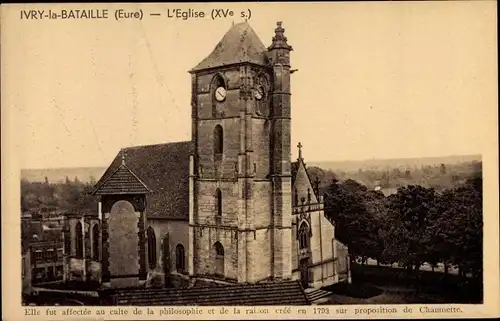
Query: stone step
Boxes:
[{"xmin": 306, "ymin": 289, "xmax": 331, "ymax": 302}]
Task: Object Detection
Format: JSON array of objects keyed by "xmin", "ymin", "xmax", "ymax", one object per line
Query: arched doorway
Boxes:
[
  {"xmin": 213, "ymin": 242, "xmax": 224, "ymax": 277},
  {"xmin": 298, "ymin": 222, "xmax": 311, "ymax": 288}
]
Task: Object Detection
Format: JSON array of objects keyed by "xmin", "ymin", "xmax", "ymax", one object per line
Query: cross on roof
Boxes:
[
  {"xmin": 297, "ymin": 142, "xmax": 303, "ymax": 160},
  {"xmin": 121, "ymin": 150, "xmax": 127, "ymax": 166}
]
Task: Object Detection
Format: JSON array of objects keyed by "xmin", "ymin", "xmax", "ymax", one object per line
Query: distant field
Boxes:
[
  {"xmin": 21, "ymin": 167, "xmax": 107, "ymax": 184},
  {"xmin": 309, "ymin": 154, "xmax": 481, "ymax": 173},
  {"xmin": 20, "ymin": 154, "xmax": 481, "ymax": 184}
]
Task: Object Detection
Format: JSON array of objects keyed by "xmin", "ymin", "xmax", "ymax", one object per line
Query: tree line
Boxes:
[
  {"xmin": 310, "ymin": 161, "xmax": 481, "ymax": 193},
  {"xmin": 323, "ymin": 163, "xmax": 482, "ymax": 282},
  {"xmin": 21, "ymin": 176, "xmax": 98, "ymax": 215}
]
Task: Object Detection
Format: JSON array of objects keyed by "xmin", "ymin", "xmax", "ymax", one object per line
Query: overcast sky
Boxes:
[{"xmin": 2, "ymin": 2, "xmax": 497, "ymax": 169}]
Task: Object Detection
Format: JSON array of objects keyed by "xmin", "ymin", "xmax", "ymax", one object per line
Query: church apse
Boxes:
[{"xmin": 62, "ymin": 213, "xmax": 101, "ymax": 284}]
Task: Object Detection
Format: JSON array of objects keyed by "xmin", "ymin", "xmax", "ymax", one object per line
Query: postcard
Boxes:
[{"xmin": 1, "ymin": 1, "xmax": 498, "ymax": 320}]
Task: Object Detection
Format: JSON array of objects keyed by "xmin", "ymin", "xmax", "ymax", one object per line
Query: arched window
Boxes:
[
  {"xmin": 75, "ymin": 222, "xmax": 83, "ymax": 259},
  {"xmin": 215, "ymin": 188, "xmax": 222, "ymax": 217},
  {"xmin": 299, "ymin": 222, "xmax": 309, "ymax": 250},
  {"xmin": 147, "ymin": 227, "xmax": 157, "ymax": 268},
  {"xmin": 92, "ymin": 224, "xmax": 99, "ymax": 261},
  {"xmin": 213, "ymin": 242, "xmax": 224, "ymax": 277},
  {"xmin": 175, "ymin": 244, "xmax": 185, "ymax": 272},
  {"xmin": 213, "ymin": 125, "xmax": 223, "ymax": 156}
]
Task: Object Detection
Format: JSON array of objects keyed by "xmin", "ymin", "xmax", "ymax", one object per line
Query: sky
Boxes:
[{"xmin": 2, "ymin": 2, "xmax": 497, "ymax": 169}]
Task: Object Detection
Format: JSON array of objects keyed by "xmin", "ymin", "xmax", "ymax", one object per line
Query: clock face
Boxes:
[
  {"xmin": 215, "ymin": 87, "xmax": 226, "ymax": 102},
  {"xmin": 254, "ymin": 86, "xmax": 264, "ymax": 100}
]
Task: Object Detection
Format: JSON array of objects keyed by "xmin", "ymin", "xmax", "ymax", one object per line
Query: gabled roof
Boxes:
[
  {"xmin": 93, "ymin": 164, "xmax": 150, "ymax": 195},
  {"xmin": 191, "ymin": 22, "xmax": 268, "ymax": 72},
  {"xmin": 105, "ymin": 280, "xmax": 310, "ymax": 306},
  {"xmin": 94, "ymin": 141, "xmax": 194, "ymax": 220},
  {"xmin": 291, "ymin": 157, "xmax": 320, "ymax": 206}
]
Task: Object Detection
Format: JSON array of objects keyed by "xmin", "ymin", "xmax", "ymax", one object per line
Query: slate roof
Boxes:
[
  {"xmin": 93, "ymin": 165, "xmax": 150, "ymax": 195},
  {"xmin": 191, "ymin": 22, "xmax": 269, "ymax": 72},
  {"xmin": 104, "ymin": 280, "xmax": 310, "ymax": 306},
  {"xmin": 93, "ymin": 141, "xmax": 194, "ymax": 220},
  {"xmin": 291, "ymin": 158, "xmax": 320, "ymax": 206}
]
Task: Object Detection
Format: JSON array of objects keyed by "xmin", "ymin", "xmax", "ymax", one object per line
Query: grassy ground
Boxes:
[
  {"xmin": 318, "ymin": 276, "xmax": 482, "ymax": 305},
  {"xmin": 344, "ymin": 264, "xmax": 483, "ymax": 304},
  {"xmin": 319, "ymin": 283, "xmax": 453, "ymax": 305}
]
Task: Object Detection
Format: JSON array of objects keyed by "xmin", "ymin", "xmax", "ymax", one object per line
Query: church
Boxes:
[{"xmin": 62, "ymin": 21, "xmax": 351, "ymax": 296}]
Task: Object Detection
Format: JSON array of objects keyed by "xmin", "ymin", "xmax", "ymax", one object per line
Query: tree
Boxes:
[
  {"xmin": 382, "ymin": 185, "xmax": 437, "ymax": 275},
  {"xmin": 324, "ymin": 179, "xmax": 382, "ymax": 265},
  {"xmin": 431, "ymin": 171, "xmax": 482, "ymax": 280},
  {"xmin": 364, "ymin": 190, "xmax": 388, "ymax": 264}
]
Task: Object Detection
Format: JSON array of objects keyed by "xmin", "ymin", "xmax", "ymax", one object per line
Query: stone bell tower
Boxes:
[{"xmin": 188, "ymin": 21, "xmax": 294, "ymax": 284}]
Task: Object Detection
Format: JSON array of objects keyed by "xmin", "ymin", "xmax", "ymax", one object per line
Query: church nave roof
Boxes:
[{"xmin": 93, "ymin": 141, "xmax": 193, "ymax": 220}]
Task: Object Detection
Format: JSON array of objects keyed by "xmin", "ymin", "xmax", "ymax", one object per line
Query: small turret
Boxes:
[
  {"xmin": 268, "ymin": 21, "xmax": 293, "ymax": 51},
  {"xmin": 267, "ymin": 21, "xmax": 293, "ymax": 66}
]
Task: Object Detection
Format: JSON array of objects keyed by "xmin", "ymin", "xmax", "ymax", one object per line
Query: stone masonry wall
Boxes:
[
  {"xmin": 193, "ymin": 226, "xmax": 238, "ymax": 280},
  {"xmin": 146, "ymin": 219, "xmax": 189, "ymax": 276}
]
